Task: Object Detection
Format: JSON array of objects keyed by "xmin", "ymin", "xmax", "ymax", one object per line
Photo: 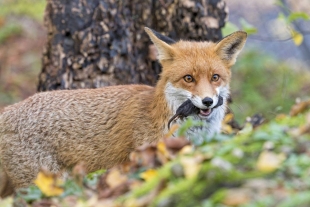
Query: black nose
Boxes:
[{"xmin": 202, "ymin": 97, "xmax": 213, "ymax": 107}]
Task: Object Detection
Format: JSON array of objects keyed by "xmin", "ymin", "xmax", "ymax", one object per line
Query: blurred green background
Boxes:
[
  {"xmin": 0, "ymin": 0, "xmax": 45, "ymax": 107},
  {"xmin": 0, "ymin": 0, "xmax": 309, "ymax": 125}
]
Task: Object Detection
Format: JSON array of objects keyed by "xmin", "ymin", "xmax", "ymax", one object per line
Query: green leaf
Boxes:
[
  {"xmin": 16, "ymin": 186, "xmax": 43, "ymax": 202},
  {"xmin": 288, "ymin": 12, "xmax": 310, "ymax": 22},
  {"xmin": 222, "ymin": 22, "xmax": 239, "ymax": 37},
  {"xmin": 86, "ymin": 169, "xmax": 106, "ymax": 180}
]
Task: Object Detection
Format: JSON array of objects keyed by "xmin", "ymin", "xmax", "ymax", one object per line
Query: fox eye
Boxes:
[
  {"xmin": 183, "ymin": 75, "xmax": 194, "ymax": 83},
  {"xmin": 211, "ymin": 74, "xmax": 220, "ymax": 82}
]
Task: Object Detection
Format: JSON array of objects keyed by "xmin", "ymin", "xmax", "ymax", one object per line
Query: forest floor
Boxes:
[
  {"xmin": 1, "ymin": 1, "xmax": 310, "ymax": 206},
  {"xmin": 1, "ymin": 100, "xmax": 310, "ymax": 207}
]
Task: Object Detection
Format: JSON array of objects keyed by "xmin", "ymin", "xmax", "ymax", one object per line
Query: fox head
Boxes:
[{"xmin": 145, "ymin": 27, "xmax": 247, "ymax": 133}]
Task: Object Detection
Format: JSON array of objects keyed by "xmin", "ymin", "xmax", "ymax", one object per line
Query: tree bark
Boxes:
[{"xmin": 38, "ymin": 0, "xmax": 228, "ymax": 91}]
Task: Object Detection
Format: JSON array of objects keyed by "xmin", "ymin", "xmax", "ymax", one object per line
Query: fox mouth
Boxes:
[
  {"xmin": 199, "ymin": 108, "xmax": 212, "ymax": 117},
  {"xmin": 198, "ymin": 96, "xmax": 224, "ymax": 118}
]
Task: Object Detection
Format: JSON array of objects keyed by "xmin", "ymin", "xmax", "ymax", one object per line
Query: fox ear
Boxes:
[
  {"xmin": 144, "ymin": 27, "xmax": 175, "ymax": 61},
  {"xmin": 215, "ymin": 31, "xmax": 247, "ymax": 66}
]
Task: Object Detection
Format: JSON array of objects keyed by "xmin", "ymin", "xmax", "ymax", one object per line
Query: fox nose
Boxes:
[{"xmin": 202, "ymin": 97, "xmax": 213, "ymax": 107}]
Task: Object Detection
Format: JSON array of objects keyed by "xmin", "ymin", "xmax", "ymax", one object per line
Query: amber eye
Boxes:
[
  {"xmin": 183, "ymin": 75, "xmax": 194, "ymax": 83},
  {"xmin": 211, "ymin": 74, "xmax": 220, "ymax": 82}
]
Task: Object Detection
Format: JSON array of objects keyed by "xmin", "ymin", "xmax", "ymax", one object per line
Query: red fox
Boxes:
[{"xmin": 0, "ymin": 27, "xmax": 247, "ymax": 196}]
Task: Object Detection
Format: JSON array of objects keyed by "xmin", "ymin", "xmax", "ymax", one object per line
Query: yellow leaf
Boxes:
[
  {"xmin": 222, "ymin": 124, "xmax": 233, "ymax": 134},
  {"xmin": 291, "ymin": 29, "xmax": 303, "ymax": 46},
  {"xmin": 140, "ymin": 169, "xmax": 158, "ymax": 181},
  {"xmin": 106, "ymin": 168, "xmax": 127, "ymax": 188},
  {"xmin": 256, "ymin": 151, "xmax": 286, "ymax": 173},
  {"xmin": 178, "ymin": 145, "xmax": 193, "ymax": 155},
  {"xmin": 34, "ymin": 171, "xmax": 64, "ymax": 197},
  {"xmin": 157, "ymin": 141, "xmax": 169, "ymax": 158},
  {"xmin": 180, "ymin": 157, "xmax": 201, "ymax": 179},
  {"xmin": 223, "ymin": 113, "xmax": 234, "ymax": 123}
]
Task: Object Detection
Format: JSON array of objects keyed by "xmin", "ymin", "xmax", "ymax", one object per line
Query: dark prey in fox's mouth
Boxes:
[{"xmin": 168, "ymin": 96, "xmax": 224, "ymax": 129}]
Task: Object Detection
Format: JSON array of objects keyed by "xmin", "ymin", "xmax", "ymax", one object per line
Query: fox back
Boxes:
[{"xmin": 0, "ymin": 28, "xmax": 246, "ymax": 196}]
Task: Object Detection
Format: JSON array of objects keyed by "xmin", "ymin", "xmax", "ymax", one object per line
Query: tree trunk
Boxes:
[{"xmin": 38, "ymin": 0, "xmax": 228, "ymax": 91}]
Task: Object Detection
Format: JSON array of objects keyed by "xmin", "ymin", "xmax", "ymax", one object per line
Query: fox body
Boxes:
[{"xmin": 0, "ymin": 28, "xmax": 246, "ymax": 196}]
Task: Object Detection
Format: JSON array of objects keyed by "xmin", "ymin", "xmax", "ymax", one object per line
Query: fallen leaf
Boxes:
[
  {"xmin": 124, "ymin": 179, "xmax": 166, "ymax": 207},
  {"xmin": 290, "ymin": 100, "xmax": 310, "ymax": 116},
  {"xmin": 290, "ymin": 123, "xmax": 310, "ymax": 137},
  {"xmin": 222, "ymin": 124, "xmax": 233, "ymax": 134},
  {"xmin": 32, "ymin": 199, "xmax": 56, "ymax": 207},
  {"xmin": 129, "ymin": 180, "xmax": 143, "ymax": 190},
  {"xmin": 157, "ymin": 140, "xmax": 170, "ymax": 164},
  {"xmin": 130, "ymin": 146, "xmax": 157, "ymax": 168},
  {"xmin": 179, "ymin": 145, "xmax": 193, "ymax": 155},
  {"xmin": 223, "ymin": 113, "xmax": 234, "ymax": 123},
  {"xmin": 291, "ymin": 29, "xmax": 303, "ymax": 46},
  {"xmin": 34, "ymin": 171, "xmax": 64, "ymax": 197},
  {"xmin": 140, "ymin": 169, "xmax": 158, "ymax": 181},
  {"xmin": 222, "ymin": 189, "xmax": 250, "ymax": 206},
  {"xmin": 106, "ymin": 168, "xmax": 127, "ymax": 189},
  {"xmin": 180, "ymin": 157, "xmax": 202, "ymax": 179},
  {"xmin": 0, "ymin": 196, "xmax": 13, "ymax": 207},
  {"xmin": 256, "ymin": 151, "xmax": 286, "ymax": 173},
  {"xmin": 164, "ymin": 137, "xmax": 189, "ymax": 150}
]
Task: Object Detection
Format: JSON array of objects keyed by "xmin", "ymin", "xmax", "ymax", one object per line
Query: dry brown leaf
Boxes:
[
  {"xmin": 290, "ymin": 100, "xmax": 310, "ymax": 116},
  {"xmin": 123, "ymin": 179, "xmax": 166, "ymax": 207},
  {"xmin": 222, "ymin": 189, "xmax": 250, "ymax": 206},
  {"xmin": 106, "ymin": 168, "xmax": 127, "ymax": 189},
  {"xmin": 289, "ymin": 113, "xmax": 310, "ymax": 137},
  {"xmin": 130, "ymin": 146, "xmax": 157, "ymax": 168},
  {"xmin": 129, "ymin": 180, "xmax": 143, "ymax": 190},
  {"xmin": 164, "ymin": 137, "xmax": 190, "ymax": 150}
]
